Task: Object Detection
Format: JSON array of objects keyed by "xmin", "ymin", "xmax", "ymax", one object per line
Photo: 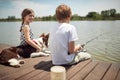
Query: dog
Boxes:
[
  {"xmin": 0, "ymin": 47, "xmax": 25, "ymax": 67},
  {"xmin": 0, "ymin": 33, "xmax": 50, "ymax": 67},
  {"xmin": 31, "ymin": 33, "xmax": 50, "ymax": 58}
]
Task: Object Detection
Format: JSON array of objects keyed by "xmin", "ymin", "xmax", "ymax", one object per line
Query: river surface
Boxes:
[{"xmin": 0, "ymin": 21, "xmax": 120, "ymax": 63}]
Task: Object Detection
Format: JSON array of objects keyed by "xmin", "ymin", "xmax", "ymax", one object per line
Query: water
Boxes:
[{"xmin": 0, "ymin": 21, "xmax": 120, "ymax": 63}]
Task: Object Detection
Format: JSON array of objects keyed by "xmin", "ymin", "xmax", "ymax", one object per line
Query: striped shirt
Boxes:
[{"xmin": 20, "ymin": 25, "xmax": 34, "ymax": 46}]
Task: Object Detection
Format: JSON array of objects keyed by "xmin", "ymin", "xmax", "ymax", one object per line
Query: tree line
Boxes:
[{"xmin": 0, "ymin": 9, "xmax": 120, "ymax": 22}]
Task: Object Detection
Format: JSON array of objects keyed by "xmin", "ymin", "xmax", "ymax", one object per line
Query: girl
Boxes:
[{"xmin": 17, "ymin": 8, "xmax": 41, "ymax": 58}]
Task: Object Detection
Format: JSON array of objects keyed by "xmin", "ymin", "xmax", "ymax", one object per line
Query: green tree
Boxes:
[
  {"xmin": 7, "ymin": 16, "xmax": 16, "ymax": 21},
  {"xmin": 101, "ymin": 10, "xmax": 110, "ymax": 17},
  {"xmin": 72, "ymin": 14, "xmax": 80, "ymax": 20},
  {"xmin": 86, "ymin": 12, "xmax": 101, "ymax": 20},
  {"xmin": 110, "ymin": 9, "xmax": 116, "ymax": 17}
]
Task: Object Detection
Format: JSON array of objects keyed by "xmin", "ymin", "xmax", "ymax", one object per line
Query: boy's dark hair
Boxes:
[{"xmin": 55, "ymin": 4, "xmax": 72, "ymax": 21}]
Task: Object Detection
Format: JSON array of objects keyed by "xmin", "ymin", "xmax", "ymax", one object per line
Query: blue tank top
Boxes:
[{"xmin": 20, "ymin": 25, "xmax": 34, "ymax": 45}]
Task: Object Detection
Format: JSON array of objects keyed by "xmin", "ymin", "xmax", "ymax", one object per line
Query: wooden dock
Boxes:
[{"xmin": 0, "ymin": 44, "xmax": 120, "ymax": 80}]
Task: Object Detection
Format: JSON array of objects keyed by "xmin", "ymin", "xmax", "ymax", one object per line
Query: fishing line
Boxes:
[
  {"xmin": 81, "ymin": 32, "xmax": 109, "ymax": 53},
  {"xmin": 85, "ymin": 34, "xmax": 102, "ymax": 45},
  {"xmin": 74, "ymin": 31, "xmax": 108, "ymax": 53},
  {"xmin": 84, "ymin": 32, "xmax": 108, "ymax": 45}
]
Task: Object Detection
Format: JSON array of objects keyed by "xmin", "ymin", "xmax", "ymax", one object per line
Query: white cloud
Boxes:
[
  {"xmin": 0, "ymin": 0, "xmax": 120, "ymax": 18},
  {"xmin": 12, "ymin": 0, "xmax": 53, "ymax": 17},
  {"xmin": 75, "ymin": 0, "xmax": 120, "ymax": 16},
  {"xmin": 0, "ymin": 0, "xmax": 53, "ymax": 18}
]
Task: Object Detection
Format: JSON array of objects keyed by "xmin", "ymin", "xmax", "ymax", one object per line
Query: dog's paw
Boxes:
[
  {"xmin": 9, "ymin": 62, "xmax": 21, "ymax": 68},
  {"xmin": 44, "ymin": 50, "xmax": 51, "ymax": 54},
  {"xmin": 44, "ymin": 53, "xmax": 50, "ymax": 56},
  {"xmin": 8, "ymin": 58, "xmax": 21, "ymax": 68},
  {"xmin": 19, "ymin": 60, "xmax": 25, "ymax": 64},
  {"xmin": 30, "ymin": 52, "xmax": 50, "ymax": 58}
]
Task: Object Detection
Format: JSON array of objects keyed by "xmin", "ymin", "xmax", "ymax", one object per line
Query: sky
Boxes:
[{"xmin": 0, "ymin": 0, "xmax": 120, "ymax": 18}]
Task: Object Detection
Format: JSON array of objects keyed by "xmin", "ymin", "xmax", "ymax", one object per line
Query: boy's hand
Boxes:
[
  {"xmin": 77, "ymin": 44, "xmax": 85, "ymax": 52},
  {"xmin": 81, "ymin": 44, "xmax": 85, "ymax": 48}
]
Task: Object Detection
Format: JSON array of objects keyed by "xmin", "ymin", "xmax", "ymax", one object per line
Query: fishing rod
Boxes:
[
  {"xmin": 85, "ymin": 33, "xmax": 104, "ymax": 45},
  {"xmin": 81, "ymin": 33, "xmax": 105, "ymax": 47},
  {"xmin": 80, "ymin": 32, "xmax": 106, "ymax": 52}
]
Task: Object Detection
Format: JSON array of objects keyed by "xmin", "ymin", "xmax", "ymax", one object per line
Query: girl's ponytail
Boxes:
[{"xmin": 20, "ymin": 18, "xmax": 24, "ymax": 32}]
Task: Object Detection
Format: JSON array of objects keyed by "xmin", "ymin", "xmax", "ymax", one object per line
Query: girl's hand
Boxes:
[{"xmin": 36, "ymin": 47, "xmax": 42, "ymax": 52}]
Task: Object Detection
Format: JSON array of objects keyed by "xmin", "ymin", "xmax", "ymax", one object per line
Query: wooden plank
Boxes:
[
  {"xmin": 0, "ymin": 57, "xmax": 51, "ymax": 80},
  {"xmin": 0, "ymin": 57, "xmax": 47, "ymax": 78},
  {"xmin": 84, "ymin": 61, "xmax": 111, "ymax": 80},
  {"xmin": 0, "ymin": 58, "xmax": 39, "ymax": 77},
  {"xmin": 70, "ymin": 61, "xmax": 98, "ymax": 80},
  {"xmin": 41, "ymin": 72, "xmax": 50, "ymax": 80},
  {"xmin": 28, "ymin": 62, "xmax": 52, "ymax": 80},
  {"xmin": 0, "ymin": 48, "xmax": 120, "ymax": 80},
  {"xmin": 102, "ymin": 63, "xmax": 120, "ymax": 80},
  {"xmin": 67, "ymin": 59, "xmax": 92, "ymax": 80},
  {"xmin": 116, "ymin": 69, "xmax": 120, "ymax": 80},
  {"xmin": 35, "ymin": 59, "xmax": 92, "ymax": 80},
  {"xmin": 0, "ymin": 64, "xmax": 18, "ymax": 77},
  {"xmin": 29, "ymin": 71, "xmax": 50, "ymax": 80},
  {"xmin": 16, "ymin": 61, "xmax": 52, "ymax": 80},
  {"xmin": 1, "ymin": 58, "xmax": 50, "ymax": 80},
  {"xmin": 30, "ymin": 60, "xmax": 75, "ymax": 80}
]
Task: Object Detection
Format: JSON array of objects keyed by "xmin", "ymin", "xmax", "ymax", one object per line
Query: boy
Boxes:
[{"xmin": 49, "ymin": 4, "xmax": 91, "ymax": 65}]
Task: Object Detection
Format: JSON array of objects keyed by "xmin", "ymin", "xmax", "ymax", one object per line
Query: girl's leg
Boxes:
[{"xmin": 17, "ymin": 44, "xmax": 36, "ymax": 58}]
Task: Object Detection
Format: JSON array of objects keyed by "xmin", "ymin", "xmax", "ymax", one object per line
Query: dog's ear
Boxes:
[
  {"xmin": 44, "ymin": 33, "xmax": 49, "ymax": 48},
  {"xmin": 46, "ymin": 33, "xmax": 49, "ymax": 38},
  {"xmin": 44, "ymin": 33, "xmax": 49, "ymax": 40},
  {"xmin": 40, "ymin": 33, "xmax": 45, "ymax": 37}
]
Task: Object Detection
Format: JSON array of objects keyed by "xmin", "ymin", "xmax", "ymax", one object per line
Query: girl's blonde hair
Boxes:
[{"xmin": 55, "ymin": 4, "xmax": 72, "ymax": 21}]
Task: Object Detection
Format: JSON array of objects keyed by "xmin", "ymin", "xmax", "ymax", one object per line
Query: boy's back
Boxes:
[{"xmin": 49, "ymin": 23, "xmax": 78, "ymax": 65}]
